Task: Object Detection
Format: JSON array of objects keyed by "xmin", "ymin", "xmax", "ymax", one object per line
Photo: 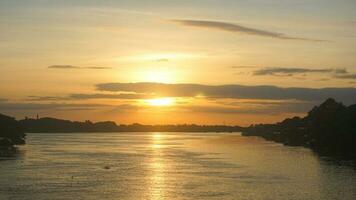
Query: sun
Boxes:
[{"xmin": 145, "ymin": 98, "xmax": 174, "ymax": 107}]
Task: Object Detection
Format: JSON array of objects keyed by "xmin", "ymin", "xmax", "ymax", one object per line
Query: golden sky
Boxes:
[{"xmin": 0, "ymin": 0, "xmax": 356, "ymax": 126}]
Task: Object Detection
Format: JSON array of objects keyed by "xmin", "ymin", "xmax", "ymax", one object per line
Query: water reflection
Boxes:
[
  {"xmin": 151, "ymin": 133, "xmax": 163, "ymax": 149},
  {"xmin": 149, "ymin": 132, "xmax": 166, "ymax": 200},
  {"xmin": 0, "ymin": 147, "xmax": 24, "ymax": 161},
  {"xmin": 1, "ymin": 132, "xmax": 355, "ymax": 200}
]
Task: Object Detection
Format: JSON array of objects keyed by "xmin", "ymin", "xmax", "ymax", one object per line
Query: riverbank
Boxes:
[
  {"xmin": 242, "ymin": 98, "xmax": 356, "ymax": 160},
  {"xmin": 0, "ymin": 114, "xmax": 25, "ymax": 148}
]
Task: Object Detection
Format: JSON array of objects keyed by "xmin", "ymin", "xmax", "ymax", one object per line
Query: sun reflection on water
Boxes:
[
  {"xmin": 149, "ymin": 132, "xmax": 166, "ymax": 200},
  {"xmin": 153, "ymin": 133, "xmax": 162, "ymax": 139},
  {"xmin": 152, "ymin": 133, "xmax": 163, "ymax": 149}
]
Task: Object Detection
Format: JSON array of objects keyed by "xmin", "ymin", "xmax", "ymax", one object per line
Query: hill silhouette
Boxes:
[{"xmin": 242, "ymin": 98, "xmax": 356, "ymax": 159}]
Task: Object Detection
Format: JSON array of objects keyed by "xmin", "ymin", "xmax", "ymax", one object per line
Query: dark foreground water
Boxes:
[{"xmin": 0, "ymin": 132, "xmax": 355, "ymax": 200}]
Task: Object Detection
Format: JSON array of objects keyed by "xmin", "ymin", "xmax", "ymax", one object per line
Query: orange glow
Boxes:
[{"xmin": 144, "ymin": 98, "xmax": 174, "ymax": 107}]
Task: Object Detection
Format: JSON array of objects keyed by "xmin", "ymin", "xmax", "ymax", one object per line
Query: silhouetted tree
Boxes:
[
  {"xmin": 0, "ymin": 113, "xmax": 25, "ymax": 146},
  {"xmin": 242, "ymin": 98, "xmax": 356, "ymax": 159}
]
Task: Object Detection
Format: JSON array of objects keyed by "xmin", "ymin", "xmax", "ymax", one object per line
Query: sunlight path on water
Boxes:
[
  {"xmin": 0, "ymin": 132, "xmax": 355, "ymax": 200},
  {"xmin": 149, "ymin": 133, "xmax": 166, "ymax": 200}
]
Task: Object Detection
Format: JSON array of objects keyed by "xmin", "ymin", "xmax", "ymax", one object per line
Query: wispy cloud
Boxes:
[
  {"xmin": 179, "ymin": 101, "xmax": 314, "ymax": 115},
  {"xmin": 0, "ymin": 102, "xmax": 109, "ymax": 111},
  {"xmin": 251, "ymin": 67, "xmax": 356, "ymax": 81},
  {"xmin": 253, "ymin": 67, "xmax": 346, "ymax": 76},
  {"xmin": 316, "ymin": 78, "xmax": 330, "ymax": 82},
  {"xmin": 335, "ymin": 73, "xmax": 356, "ymax": 80},
  {"xmin": 48, "ymin": 65, "xmax": 112, "ymax": 70},
  {"xmin": 172, "ymin": 19, "xmax": 327, "ymax": 42},
  {"xmin": 48, "ymin": 65, "xmax": 80, "ymax": 69},
  {"xmin": 96, "ymin": 82, "xmax": 356, "ymax": 105},
  {"xmin": 26, "ymin": 96, "xmax": 69, "ymax": 101},
  {"xmin": 27, "ymin": 93, "xmax": 153, "ymax": 101}
]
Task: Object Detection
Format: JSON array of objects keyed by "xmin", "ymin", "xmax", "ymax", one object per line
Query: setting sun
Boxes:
[{"xmin": 145, "ymin": 98, "xmax": 174, "ymax": 107}]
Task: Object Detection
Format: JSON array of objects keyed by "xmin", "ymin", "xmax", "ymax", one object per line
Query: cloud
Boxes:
[
  {"xmin": 96, "ymin": 82, "xmax": 356, "ymax": 105},
  {"xmin": 27, "ymin": 93, "xmax": 153, "ymax": 101},
  {"xmin": 69, "ymin": 93, "xmax": 150, "ymax": 100},
  {"xmin": 251, "ymin": 67, "xmax": 356, "ymax": 81},
  {"xmin": 172, "ymin": 19, "xmax": 326, "ymax": 42},
  {"xmin": 48, "ymin": 65, "xmax": 80, "ymax": 69},
  {"xmin": 0, "ymin": 102, "xmax": 109, "ymax": 111},
  {"xmin": 1, "ymin": 97, "xmax": 317, "ymax": 116},
  {"xmin": 253, "ymin": 67, "xmax": 345, "ymax": 76},
  {"xmin": 317, "ymin": 78, "xmax": 330, "ymax": 82},
  {"xmin": 48, "ymin": 65, "xmax": 112, "ymax": 70},
  {"xmin": 334, "ymin": 69, "xmax": 348, "ymax": 74},
  {"xmin": 335, "ymin": 73, "xmax": 356, "ymax": 80},
  {"xmin": 181, "ymin": 105, "xmax": 265, "ymax": 114},
  {"xmin": 27, "ymin": 96, "xmax": 69, "ymax": 101},
  {"xmin": 110, "ymin": 104, "xmax": 141, "ymax": 112},
  {"xmin": 180, "ymin": 102, "xmax": 313, "ymax": 115},
  {"xmin": 0, "ymin": 98, "xmax": 7, "ymax": 102}
]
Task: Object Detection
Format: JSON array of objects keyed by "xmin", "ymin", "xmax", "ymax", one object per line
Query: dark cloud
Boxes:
[
  {"xmin": 96, "ymin": 82, "xmax": 356, "ymax": 105},
  {"xmin": 0, "ymin": 98, "xmax": 7, "ymax": 102},
  {"xmin": 335, "ymin": 73, "xmax": 356, "ymax": 80},
  {"xmin": 48, "ymin": 65, "xmax": 111, "ymax": 70},
  {"xmin": 317, "ymin": 78, "xmax": 330, "ymax": 82},
  {"xmin": 251, "ymin": 67, "xmax": 356, "ymax": 81},
  {"xmin": 172, "ymin": 19, "xmax": 326, "ymax": 42},
  {"xmin": 253, "ymin": 67, "xmax": 344, "ymax": 76},
  {"xmin": 48, "ymin": 65, "xmax": 80, "ymax": 69},
  {"xmin": 333, "ymin": 69, "xmax": 348, "ymax": 74}
]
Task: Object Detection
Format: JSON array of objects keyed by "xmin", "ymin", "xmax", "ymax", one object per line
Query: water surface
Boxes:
[{"xmin": 0, "ymin": 132, "xmax": 355, "ymax": 200}]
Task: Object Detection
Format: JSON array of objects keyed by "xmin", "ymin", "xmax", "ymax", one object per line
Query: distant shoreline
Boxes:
[
  {"xmin": 19, "ymin": 117, "xmax": 244, "ymax": 133},
  {"xmin": 24, "ymin": 131, "xmax": 243, "ymax": 133}
]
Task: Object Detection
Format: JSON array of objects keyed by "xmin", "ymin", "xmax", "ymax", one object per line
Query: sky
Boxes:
[{"xmin": 0, "ymin": 0, "xmax": 356, "ymax": 126}]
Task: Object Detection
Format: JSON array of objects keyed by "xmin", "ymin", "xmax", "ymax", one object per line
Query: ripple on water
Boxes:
[{"xmin": 0, "ymin": 132, "xmax": 355, "ymax": 200}]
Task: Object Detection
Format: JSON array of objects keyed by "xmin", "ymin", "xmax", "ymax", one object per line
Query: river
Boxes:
[{"xmin": 0, "ymin": 132, "xmax": 355, "ymax": 200}]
